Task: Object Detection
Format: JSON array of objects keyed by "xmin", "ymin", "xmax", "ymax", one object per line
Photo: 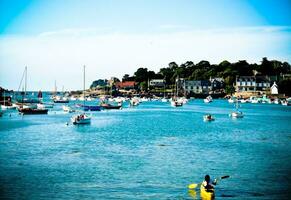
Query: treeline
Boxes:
[{"xmin": 122, "ymin": 57, "xmax": 291, "ymax": 94}]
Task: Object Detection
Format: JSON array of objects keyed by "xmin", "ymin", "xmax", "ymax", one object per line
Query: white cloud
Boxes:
[{"xmin": 0, "ymin": 26, "xmax": 291, "ymax": 90}]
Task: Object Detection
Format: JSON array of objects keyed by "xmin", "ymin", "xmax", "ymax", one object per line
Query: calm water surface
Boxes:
[{"xmin": 0, "ymin": 98, "xmax": 291, "ymax": 199}]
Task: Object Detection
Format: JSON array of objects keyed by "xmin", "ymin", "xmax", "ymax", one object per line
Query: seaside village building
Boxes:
[
  {"xmin": 235, "ymin": 75, "xmax": 272, "ymax": 95},
  {"xmin": 149, "ymin": 79, "xmax": 165, "ymax": 88},
  {"xmin": 115, "ymin": 81, "xmax": 136, "ymax": 91},
  {"xmin": 182, "ymin": 78, "xmax": 225, "ymax": 94},
  {"xmin": 271, "ymin": 82, "xmax": 278, "ymax": 95}
]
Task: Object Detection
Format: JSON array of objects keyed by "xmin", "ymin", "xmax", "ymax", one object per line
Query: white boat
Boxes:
[
  {"xmin": 70, "ymin": 96, "xmax": 77, "ymax": 101},
  {"xmin": 249, "ymin": 96, "xmax": 259, "ymax": 104},
  {"xmin": 1, "ymin": 91, "xmax": 16, "ymax": 110},
  {"xmin": 72, "ymin": 66, "xmax": 91, "ymax": 125},
  {"xmin": 161, "ymin": 98, "xmax": 168, "ymax": 102},
  {"xmin": 78, "ymin": 96, "xmax": 85, "ymax": 101},
  {"xmin": 228, "ymin": 97, "xmax": 236, "ymax": 103},
  {"xmin": 1, "ymin": 104, "xmax": 16, "ymax": 110},
  {"xmin": 130, "ymin": 98, "xmax": 140, "ymax": 106},
  {"xmin": 23, "ymin": 103, "xmax": 37, "ymax": 109},
  {"xmin": 71, "ymin": 113, "xmax": 91, "ymax": 124},
  {"xmin": 86, "ymin": 97, "xmax": 92, "ymax": 101},
  {"xmin": 240, "ymin": 99, "xmax": 248, "ymax": 103},
  {"xmin": 204, "ymin": 96, "xmax": 213, "ymax": 103},
  {"xmin": 37, "ymin": 103, "xmax": 54, "ymax": 109},
  {"xmin": 230, "ymin": 111, "xmax": 244, "ymax": 118},
  {"xmin": 170, "ymin": 99, "xmax": 183, "ymax": 107},
  {"xmin": 273, "ymin": 99, "xmax": 280, "ymax": 104},
  {"xmin": 141, "ymin": 97, "xmax": 149, "ymax": 102},
  {"xmin": 281, "ymin": 100, "xmax": 289, "ymax": 106},
  {"xmin": 63, "ymin": 105, "xmax": 75, "ymax": 113},
  {"xmin": 230, "ymin": 101, "xmax": 244, "ymax": 118}
]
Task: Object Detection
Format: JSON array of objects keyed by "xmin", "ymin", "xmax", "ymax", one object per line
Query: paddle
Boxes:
[{"xmin": 188, "ymin": 175, "xmax": 230, "ymax": 189}]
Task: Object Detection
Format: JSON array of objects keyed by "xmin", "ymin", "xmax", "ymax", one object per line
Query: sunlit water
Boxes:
[{"xmin": 0, "ymin": 98, "xmax": 291, "ymax": 199}]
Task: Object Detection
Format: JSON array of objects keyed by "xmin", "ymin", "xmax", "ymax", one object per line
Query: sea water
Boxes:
[{"xmin": 0, "ymin": 97, "xmax": 290, "ymax": 199}]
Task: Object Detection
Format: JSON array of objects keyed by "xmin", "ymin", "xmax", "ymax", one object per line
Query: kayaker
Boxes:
[{"xmin": 202, "ymin": 175, "xmax": 217, "ymax": 190}]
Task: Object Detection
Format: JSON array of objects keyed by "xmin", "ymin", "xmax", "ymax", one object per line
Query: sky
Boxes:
[{"xmin": 0, "ymin": 0, "xmax": 291, "ymax": 91}]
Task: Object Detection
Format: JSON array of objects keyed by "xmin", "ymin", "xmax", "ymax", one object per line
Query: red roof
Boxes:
[{"xmin": 116, "ymin": 81, "xmax": 136, "ymax": 88}]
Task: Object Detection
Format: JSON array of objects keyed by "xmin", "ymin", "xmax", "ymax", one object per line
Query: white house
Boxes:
[
  {"xmin": 149, "ymin": 79, "xmax": 165, "ymax": 87},
  {"xmin": 271, "ymin": 82, "xmax": 278, "ymax": 95}
]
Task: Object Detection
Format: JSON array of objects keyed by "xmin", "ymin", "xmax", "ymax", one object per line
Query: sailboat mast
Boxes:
[
  {"xmin": 25, "ymin": 66, "xmax": 27, "ymax": 95},
  {"xmin": 83, "ymin": 65, "xmax": 85, "ymax": 108}
]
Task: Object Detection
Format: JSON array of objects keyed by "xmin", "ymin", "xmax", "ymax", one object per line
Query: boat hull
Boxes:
[
  {"xmin": 71, "ymin": 115, "xmax": 91, "ymax": 124},
  {"xmin": 230, "ymin": 111, "xmax": 244, "ymax": 118},
  {"xmin": 54, "ymin": 100, "xmax": 69, "ymax": 103},
  {"xmin": 18, "ymin": 108, "xmax": 48, "ymax": 115},
  {"xmin": 100, "ymin": 104, "xmax": 121, "ymax": 110}
]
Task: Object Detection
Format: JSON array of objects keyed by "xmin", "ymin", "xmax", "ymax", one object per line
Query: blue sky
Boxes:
[{"xmin": 0, "ymin": 0, "xmax": 291, "ymax": 90}]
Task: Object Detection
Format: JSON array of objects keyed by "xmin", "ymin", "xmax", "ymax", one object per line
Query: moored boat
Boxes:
[
  {"xmin": 37, "ymin": 103, "xmax": 54, "ymax": 109},
  {"xmin": 63, "ymin": 105, "xmax": 75, "ymax": 113},
  {"xmin": 204, "ymin": 96, "xmax": 213, "ymax": 103},
  {"xmin": 71, "ymin": 113, "xmax": 91, "ymax": 124},
  {"xmin": 18, "ymin": 108, "xmax": 48, "ymax": 115},
  {"xmin": 170, "ymin": 99, "xmax": 183, "ymax": 107},
  {"xmin": 100, "ymin": 103, "xmax": 122, "ymax": 110},
  {"xmin": 230, "ymin": 101, "xmax": 244, "ymax": 118},
  {"xmin": 53, "ymin": 98, "xmax": 69, "ymax": 103},
  {"xmin": 229, "ymin": 111, "xmax": 244, "ymax": 118},
  {"xmin": 72, "ymin": 65, "xmax": 92, "ymax": 125},
  {"xmin": 76, "ymin": 104, "xmax": 101, "ymax": 111}
]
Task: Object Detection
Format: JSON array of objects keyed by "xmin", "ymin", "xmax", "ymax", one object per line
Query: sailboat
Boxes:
[
  {"xmin": 1, "ymin": 90, "xmax": 16, "ymax": 110},
  {"xmin": 53, "ymin": 85, "xmax": 69, "ymax": 103},
  {"xmin": 170, "ymin": 77, "xmax": 183, "ymax": 107},
  {"xmin": 229, "ymin": 101, "xmax": 244, "ymax": 118},
  {"xmin": 71, "ymin": 66, "xmax": 91, "ymax": 125},
  {"xmin": 18, "ymin": 67, "xmax": 48, "ymax": 115},
  {"xmin": 161, "ymin": 78, "xmax": 168, "ymax": 102}
]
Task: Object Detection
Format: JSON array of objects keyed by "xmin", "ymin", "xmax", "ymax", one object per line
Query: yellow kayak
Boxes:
[{"xmin": 200, "ymin": 185, "xmax": 215, "ymax": 200}]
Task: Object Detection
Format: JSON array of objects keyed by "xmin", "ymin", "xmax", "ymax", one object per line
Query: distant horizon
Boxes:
[{"xmin": 1, "ymin": 0, "xmax": 290, "ymax": 90}]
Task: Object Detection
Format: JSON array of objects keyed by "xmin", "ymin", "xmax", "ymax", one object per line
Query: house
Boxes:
[
  {"xmin": 184, "ymin": 80, "xmax": 212, "ymax": 94},
  {"xmin": 149, "ymin": 79, "xmax": 165, "ymax": 87},
  {"xmin": 271, "ymin": 82, "xmax": 278, "ymax": 95},
  {"xmin": 235, "ymin": 76, "xmax": 271, "ymax": 93},
  {"xmin": 115, "ymin": 81, "xmax": 136, "ymax": 90},
  {"xmin": 210, "ymin": 77, "xmax": 224, "ymax": 92}
]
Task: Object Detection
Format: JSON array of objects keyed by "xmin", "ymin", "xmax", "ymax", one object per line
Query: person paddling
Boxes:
[{"xmin": 202, "ymin": 175, "xmax": 217, "ymax": 190}]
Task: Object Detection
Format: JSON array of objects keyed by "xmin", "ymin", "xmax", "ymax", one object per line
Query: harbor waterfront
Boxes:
[{"xmin": 0, "ymin": 96, "xmax": 291, "ymax": 199}]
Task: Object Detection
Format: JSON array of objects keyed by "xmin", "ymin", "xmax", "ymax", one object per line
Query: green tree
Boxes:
[{"xmin": 134, "ymin": 68, "xmax": 148, "ymax": 83}]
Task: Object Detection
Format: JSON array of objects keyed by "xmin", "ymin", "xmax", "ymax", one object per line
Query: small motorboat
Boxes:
[
  {"xmin": 130, "ymin": 98, "xmax": 140, "ymax": 106},
  {"xmin": 37, "ymin": 103, "xmax": 54, "ymax": 109},
  {"xmin": 204, "ymin": 96, "xmax": 213, "ymax": 103},
  {"xmin": 100, "ymin": 103, "xmax": 122, "ymax": 110},
  {"xmin": 53, "ymin": 99, "xmax": 69, "ymax": 103},
  {"xmin": 203, "ymin": 114, "xmax": 215, "ymax": 121},
  {"xmin": 171, "ymin": 100, "xmax": 183, "ymax": 107},
  {"xmin": 76, "ymin": 104, "xmax": 101, "ymax": 111},
  {"xmin": 229, "ymin": 111, "xmax": 244, "ymax": 118},
  {"xmin": 1, "ymin": 104, "xmax": 17, "ymax": 110},
  {"xmin": 230, "ymin": 101, "xmax": 244, "ymax": 118},
  {"xmin": 18, "ymin": 108, "xmax": 48, "ymax": 115},
  {"xmin": 62, "ymin": 105, "xmax": 75, "ymax": 113},
  {"xmin": 71, "ymin": 113, "xmax": 91, "ymax": 125}
]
